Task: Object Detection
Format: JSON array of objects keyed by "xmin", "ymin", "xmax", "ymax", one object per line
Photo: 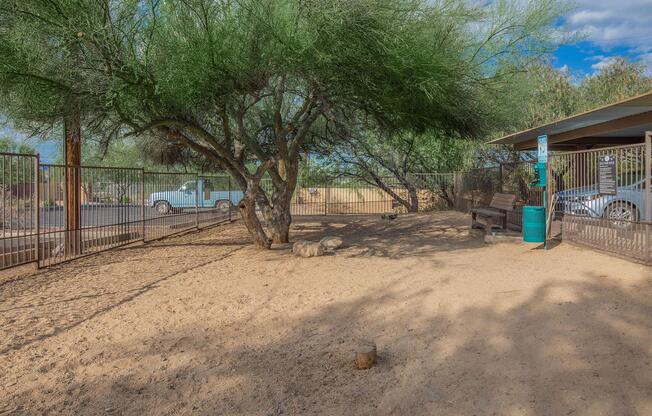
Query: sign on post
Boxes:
[
  {"xmin": 598, "ymin": 154, "xmax": 617, "ymax": 196},
  {"xmin": 537, "ymin": 135, "xmax": 548, "ymax": 163}
]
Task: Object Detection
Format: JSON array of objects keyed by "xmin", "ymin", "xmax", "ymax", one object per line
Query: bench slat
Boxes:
[{"xmin": 489, "ymin": 193, "xmax": 516, "ymax": 211}]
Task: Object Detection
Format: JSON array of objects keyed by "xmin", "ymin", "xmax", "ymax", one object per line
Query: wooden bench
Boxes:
[{"xmin": 470, "ymin": 193, "xmax": 516, "ymax": 233}]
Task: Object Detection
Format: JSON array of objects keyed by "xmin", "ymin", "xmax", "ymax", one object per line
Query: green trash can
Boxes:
[{"xmin": 522, "ymin": 205, "xmax": 545, "ymax": 243}]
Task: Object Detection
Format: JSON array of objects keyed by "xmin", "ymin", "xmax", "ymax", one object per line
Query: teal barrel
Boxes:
[{"xmin": 522, "ymin": 206, "xmax": 545, "ymax": 243}]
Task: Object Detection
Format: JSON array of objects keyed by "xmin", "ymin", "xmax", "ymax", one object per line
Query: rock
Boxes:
[
  {"xmin": 292, "ymin": 240, "xmax": 324, "ymax": 258},
  {"xmin": 354, "ymin": 341, "xmax": 377, "ymax": 370},
  {"xmin": 320, "ymin": 236, "xmax": 343, "ymax": 250}
]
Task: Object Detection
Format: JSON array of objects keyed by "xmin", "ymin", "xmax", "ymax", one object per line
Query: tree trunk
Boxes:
[
  {"xmin": 238, "ymin": 186, "xmax": 271, "ymax": 249},
  {"xmin": 264, "ymin": 159, "xmax": 298, "ymax": 244},
  {"xmin": 268, "ymin": 196, "xmax": 292, "ymax": 244},
  {"xmin": 437, "ymin": 183, "xmax": 456, "ymax": 208},
  {"xmin": 407, "ymin": 186, "xmax": 419, "ymax": 213}
]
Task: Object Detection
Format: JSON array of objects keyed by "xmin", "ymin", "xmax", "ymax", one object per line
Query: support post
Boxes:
[
  {"xmin": 34, "ymin": 153, "xmax": 40, "ymax": 267},
  {"xmin": 645, "ymin": 132, "xmax": 651, "ymax": 223},
  {"xmin": 141, "ymin": 169, "xmax": 145, "ymax": 242},
  {"xmin": 64, "ymin": 114, "xmax": 81, "ymax": 255},
  {"xmin": 324, "ymin": 183, "xmax": 329, "ymax": 215},
  {"xmin": 228, "ymin": 176, "xmax": 232, "ymax": 222},
  {"xmin": 195, "ymin": 175, "xmax": 200, "ymax": 229},
  {"xmin": 645, "ymin": 132, "xmax": 651, "ymax": 263}
]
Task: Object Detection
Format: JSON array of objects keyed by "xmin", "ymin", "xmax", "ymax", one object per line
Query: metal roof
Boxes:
[{"xmin": 490, "ymin": 90, "xmax": 652, "ymax": 146}]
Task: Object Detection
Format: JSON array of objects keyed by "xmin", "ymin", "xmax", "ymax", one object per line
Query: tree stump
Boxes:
[{"xmin": 354, "ymin": 341, "xmax": 377, "ymax": 370}]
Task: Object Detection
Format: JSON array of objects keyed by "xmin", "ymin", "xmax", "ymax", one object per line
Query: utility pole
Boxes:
[{"xmin": 64, "ymin": 113, "xmax": 81, "ymax": 255}]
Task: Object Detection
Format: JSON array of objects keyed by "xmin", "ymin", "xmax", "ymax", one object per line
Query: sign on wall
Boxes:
[
  {"xmin": 598, "ymin": 154, "xmax": 617, "ymax": 196},
  {"xmin": 537, "ymin": 135, "xmax": 548, "ymax": 164}
]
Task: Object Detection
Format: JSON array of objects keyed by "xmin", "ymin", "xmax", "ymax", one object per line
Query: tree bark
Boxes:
[
  {"xmin": 238, "ymin": 189, "xmax": 271, "ymax": 249},
  {"xmin": 262, "ymin": 157, "xmax": 298, "ymax": 244},
  {"xmin": 437, "ymin": 182, "xmax": 456, "ymax": 208},
  {"xmin": 64, "ymin": 113, "xmax": 81, "ymax": 255},
  {"xmin": 407, "ymin": 185, "xmax": 419, "ymax": 213},
  {"xmin": 268, "ymin": 194, "xmax": 292, "ymax": 243}
]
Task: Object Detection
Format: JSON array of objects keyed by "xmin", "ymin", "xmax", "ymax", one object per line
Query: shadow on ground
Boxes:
[
  {"xmin": 8, "ymin": 273, "xmax": 652, "ymax": 415},
  {"xmin": 292, "ymin": 212, "xmax": 485, "ymax": 259},
  {"xmin": 2, "ymin": 213, "xmax": 651, "ymax": 415},
  {"xmin": 0, "ymin": 233, "xmax": 243, "ymax": 355}
]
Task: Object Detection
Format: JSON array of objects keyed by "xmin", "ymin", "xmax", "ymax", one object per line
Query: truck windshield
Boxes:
[{"xmin": 180, "ymin": 181, "xmax": 196, "ymax": 191}]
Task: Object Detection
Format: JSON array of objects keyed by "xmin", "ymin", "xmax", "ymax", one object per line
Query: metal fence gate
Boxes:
[
  {"xmin": 0, "ymin": 152, "xmax": 39, "ymax": 269},
  {"xmin": 548, "ymin": 143, "xmax": 651, "ymax": 264}
]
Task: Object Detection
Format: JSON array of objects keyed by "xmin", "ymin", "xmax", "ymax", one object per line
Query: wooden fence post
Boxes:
[{"xmin": 64, "ymin": 114, "xmax": 81, "ymax": 255}]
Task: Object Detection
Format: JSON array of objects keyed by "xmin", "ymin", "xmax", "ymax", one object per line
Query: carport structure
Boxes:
[
  {"xmin": 491, "ymin": 91, "xmax": 652, "ymax": 152},
  {"xmin": 491, "ymin": 91, "xmax": 652, "ymax": 264}
]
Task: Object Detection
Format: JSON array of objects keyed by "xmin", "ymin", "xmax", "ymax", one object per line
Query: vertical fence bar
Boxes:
[
  {"xmin": 141, "ymin": 169, "xmax": 146, "ymax": 242},
  {"xmin": 646, "ymin": 133, "xmax": 651, "ymax": 263},
  {"xmin": 195, "ymin": 175, "xmax": 200, "ymax": 229},
  {"xmin": 228, "ymin": 176, "xmax": 232, "ymax": 222},
  {"xmin": 34, "ymin": 154, "xmax": 40, "ymax": 267},
  {"xmin": 324, "ymin": 180, "xmax": 329, "ymax": 215},
  {"xmin": 646, "ymin": 132, "xmax": 651, "ymax": 224}
]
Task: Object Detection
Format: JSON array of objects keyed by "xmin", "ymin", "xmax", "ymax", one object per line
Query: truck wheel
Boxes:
[
  {"xmin": 215, "ymin": 200, "xmax": 231, "ymax": 214},
  {"xmin": 155, "ymin": 200, "xmax": 171, "ymax": 215}
]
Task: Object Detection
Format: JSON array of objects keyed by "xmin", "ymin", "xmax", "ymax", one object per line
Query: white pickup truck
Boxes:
[{"xmin": 148, "ymin": 178, "xmax": 243, "ymax": 214}]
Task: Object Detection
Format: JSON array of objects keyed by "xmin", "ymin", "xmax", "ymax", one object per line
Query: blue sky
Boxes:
[
  {"xmin": 3, "ymin": 0, "xmax": 652, "ymax": 162},
  {"xmin": 552, "ymin": 0, "xmax": 652, "ymax": 76}
]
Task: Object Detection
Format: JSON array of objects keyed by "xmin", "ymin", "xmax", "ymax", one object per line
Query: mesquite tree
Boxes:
[{"xmin": 0, "ymin": 0, "xmax": 565, "ymax": 247}]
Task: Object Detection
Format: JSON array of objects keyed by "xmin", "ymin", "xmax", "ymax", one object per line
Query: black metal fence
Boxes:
[
  {"xmin": 1, "ymin": 141, "xmax": 650, "ymax": 269},
  {"xmin": 451, "ymin": 162, "xmax": 544, "ymax": 229},
  {"xmin": 0, "ymin": 155, "xmax": 235, "ymax": 270},
  {"xmin": 0, "ymin": 152, "xmax": 39, "ymax": 269}
]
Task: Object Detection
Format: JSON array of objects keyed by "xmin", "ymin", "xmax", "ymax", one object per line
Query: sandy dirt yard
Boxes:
[{"xmin": 0, "ymin": 211, "xmax": 651, "ymax": 415}]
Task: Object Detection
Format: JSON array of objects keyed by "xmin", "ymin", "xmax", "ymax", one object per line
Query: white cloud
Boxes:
[
  {"xmin": 565, "ymin": 0, "xmax": 652, "ymax": 49},
  {"xmin": 589, "ymin": 55, "xmax": 619, "ymax": 72},
  {"xmin": 563, "ymin": 0, "xmax": 652, "ymax": 73},
  {"xmin": 567, "ymin": 10, "xmax": 613, "ymax": 26}
]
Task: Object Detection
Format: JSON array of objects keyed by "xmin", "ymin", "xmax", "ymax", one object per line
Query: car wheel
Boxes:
[
  {"xmin": 604, "ymin": 202, "xmax": 639, "ymax": 227},
  {"xmin": 215, "ymin": 199, "xmax": 231, "ymax": 214},
  {"xmin": 155, "ymin": 200, "xmax": 171, "ymax": 215}
]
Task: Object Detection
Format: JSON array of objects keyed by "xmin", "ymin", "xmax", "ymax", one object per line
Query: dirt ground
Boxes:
[{"xmin": 1, "ymin": 211, "xmax": 651, "ymax": 416}]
